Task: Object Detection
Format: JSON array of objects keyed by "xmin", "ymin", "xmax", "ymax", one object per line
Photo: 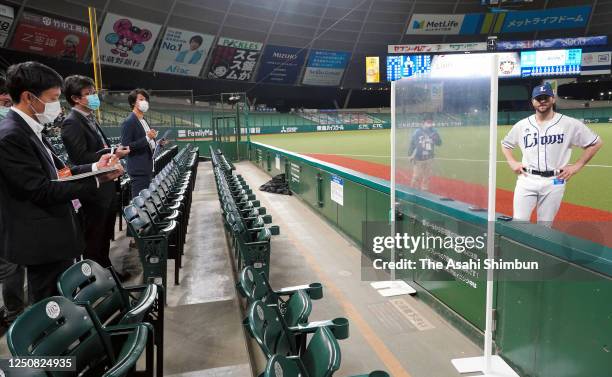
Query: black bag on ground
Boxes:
[{"xmin": 259, "ymin": 174, "xmax": 292, "ymax": 195}]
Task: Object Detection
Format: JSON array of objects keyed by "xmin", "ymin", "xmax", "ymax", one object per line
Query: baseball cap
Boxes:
[{"xmin": 532, "ymin": 84, "xmax": 554, "ymax": 99}]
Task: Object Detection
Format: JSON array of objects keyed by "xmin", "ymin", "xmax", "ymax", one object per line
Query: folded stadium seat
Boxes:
[
  {"xmin": 248, "ymin": 300, "xmax": 349, "ymax": 358},
  {"xmin": 224, "ymin": 210, "xmax": 280, "ymax": 276},
  {"xmin": 133, "ymin": 193, "xmax": 183, "ymax": 285},
  {"xmin": 123, "ymin": 204, "xmax": 177, "ymax": 292},
  {"xmin": 261, "ymin": 327, "xmax": 389, "ymax": 377},
  {"xmin": 238, "ymin": 266, "xmax": 322, "ymax": 309},
  {"xmin": 7, "ymin": 296, "xmax": 152, "ymax": 377},
  {"xmin": 147, "ymin": 187, "xmax": 187, "ymax": 247},
  {"xmin": 57, "ymin": 259, "xmax": 164, "ymax": 377}
]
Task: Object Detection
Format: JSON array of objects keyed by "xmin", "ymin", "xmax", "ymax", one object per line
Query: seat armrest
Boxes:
[
  {"xmin": 288, "ymin": 317, "xmax": 349, "ymax": 339},
  {"xmin": 275, "ymin": 283, "xmax": 323, "ymax": 300}
]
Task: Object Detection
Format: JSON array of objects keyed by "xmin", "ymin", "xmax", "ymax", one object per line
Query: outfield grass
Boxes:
[{"xmin": 252, "ymin": 124, "xmax": 611, "ymax": 211}]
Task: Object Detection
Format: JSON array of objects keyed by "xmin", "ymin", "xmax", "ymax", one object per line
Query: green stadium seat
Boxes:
[
  {"xmin": 57, "ymin": 259, "xmax": 164, "ymax": 376},
  {"xmin": 261, "ymin": 327, "xmax": 389, "ymax": 377},
  {"xmin": 123, "ymin": 204, "xmax": 176, "ymax": 291},
  {"xmin": 238, "ymin": 266, "xmax": 322, "ymax": 310},
  {"xmin": 248, "ymin": 299, "xmax": 349, "ymax": 359},
  {"xmin": 7, "ymin": 296, "xmax": 152, "ymax": 377}
]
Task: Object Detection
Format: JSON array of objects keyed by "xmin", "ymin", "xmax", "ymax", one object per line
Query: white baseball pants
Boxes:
[{"xmin": 513, "ymin": 174, "xmax": 565, "ymax": 224}]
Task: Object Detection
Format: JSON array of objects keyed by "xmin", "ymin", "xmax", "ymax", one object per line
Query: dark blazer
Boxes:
[
  {"xmin": 61, "ymin": 109, "xmax": 115, "ymax": 207},
  {"xmin": 0, "ymin": 110, "xmax": 98, "ymax": 265},
  {"xmin": 120, "ymin": 112, "xmax": 153, "ymax": 176}
]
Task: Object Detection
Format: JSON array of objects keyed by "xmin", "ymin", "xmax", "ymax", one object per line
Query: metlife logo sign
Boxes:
[{"xmin": 406, "ymin": 14, "xmax": 465, "ymax": 35}]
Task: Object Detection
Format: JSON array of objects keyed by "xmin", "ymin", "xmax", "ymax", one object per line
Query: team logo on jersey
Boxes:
[{"xmin": 523, "ymin": 133, "xmax": 564, "ymax": 148}]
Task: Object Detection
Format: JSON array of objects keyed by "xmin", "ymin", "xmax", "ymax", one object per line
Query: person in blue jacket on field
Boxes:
[{"xmin": 408, "ymin": 114, "xmax": 442, "ymax": 190}]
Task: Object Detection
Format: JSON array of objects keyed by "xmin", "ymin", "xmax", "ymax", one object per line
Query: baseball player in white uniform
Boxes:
[{"xmin": 501, "ymin": 83, "xmax": 603, "ymax": 224}]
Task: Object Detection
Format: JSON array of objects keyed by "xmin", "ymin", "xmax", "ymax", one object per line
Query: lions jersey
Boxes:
[{"xmin": 501, "ymin": 113, "xmax": 599, "ymax": 171}]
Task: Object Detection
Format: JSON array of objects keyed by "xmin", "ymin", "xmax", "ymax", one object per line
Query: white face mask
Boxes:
[
  {"xmin": 30, "ymin": 94, "xmax": 62, "ymax": 124},
  {"xmin": 137, "ymin": 100, "xmax": 149, "ymax": 113}
]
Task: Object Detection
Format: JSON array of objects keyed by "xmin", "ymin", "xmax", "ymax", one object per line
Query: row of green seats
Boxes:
[
  {"xmin": 210, "ymin": 147, "xmax": 389, "ymax": 377},
  {"xmin": 7, "ymin": 258, "xmax": 162, "ymax": 376},
  {"xmin": 124, "ymin": 145, "xmax": 199, "ymax": 291},
  {"xmin": 211, "ymin": 147, "xmax": 280, "ymax": 276}
]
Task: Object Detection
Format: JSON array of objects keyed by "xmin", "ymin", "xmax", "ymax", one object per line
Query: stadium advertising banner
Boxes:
[
  {"xmin": 256, "ymin": 45, "xmax": 306, "ymax": 84},
  {"xmin": 497, "ymin": 36, "xmax": 607, "ymax": 51},
  {"xmin": 0, "ymin": 4, "xmax": 14, "ymax": 47},
  {"xmin": 406, "ymin": 13, "xmax": 483, "ymax": 35},
  {"xmin": 581, "ymin": 51, "xmax": 611, "ymax": 75},
  {"xmin": 388, "ymin": 42, "xmax": 486, "ymax": 54},
  {"xmin": 153, "ymin": 27, "xmax": 214, "ymax": 77},
  {"xmin": 498, "ymin": 6, "xmax": 591, "ymax": 33},
  {"xmin": 365, "ymin": 56, "xmax": 380, "ymax": 83},
  {"xmin": 9, "ymin": 11, "xmax": 89, "ymax": 60},
  {"xmin": 99, "ymin": 13, "xmax": 161, "ymax": 70},
  {"xmin": 302, "ymin": 49, "xmax": 351, "ymax": 86},
  {"xmin": 207, "ymin": 37, "xmax": 262, "ymax": 81}
]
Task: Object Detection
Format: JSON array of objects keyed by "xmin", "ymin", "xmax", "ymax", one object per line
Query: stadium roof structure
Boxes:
[{"xmin": 0, "ymin": 0, "xmax": 609, "ymax": 108}]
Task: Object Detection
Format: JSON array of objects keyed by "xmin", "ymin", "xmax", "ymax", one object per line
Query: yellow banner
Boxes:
[{"xmin": 366, "ymin": 56, "xmax": 380, "ymax": 83}]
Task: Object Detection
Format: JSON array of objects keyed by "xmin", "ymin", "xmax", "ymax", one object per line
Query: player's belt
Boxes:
[{"xmin": 523, "ymin": 168, "xmax": 559, "ymax": 177}]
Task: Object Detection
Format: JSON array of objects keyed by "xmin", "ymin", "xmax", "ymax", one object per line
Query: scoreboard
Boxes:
[
  {"xmin": 386, "ymin": 55, "xmax": 431, "ymax": 81},
  {"xmin": 520, "ymin": 49, "xmax": 582, "ymax": 77}
]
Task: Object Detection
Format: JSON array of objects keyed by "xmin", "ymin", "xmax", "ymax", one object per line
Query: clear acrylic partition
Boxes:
[
  {"xmin": 390, "ymin": 53, "xmax": 496, "ymax": 312},
  {"xmin": 393, "ymin": 54, "xmax": 493, "ymax": 207}
]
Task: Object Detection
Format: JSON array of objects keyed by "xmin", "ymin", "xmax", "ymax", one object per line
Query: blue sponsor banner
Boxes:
[
  {"xmin": 501, "ymin": 6, "xmax": 591, "ymax": 33},
  {"xmin": 256, "ymin": 45, "xmax": 306, "ymax": 84},
  {"xmin": 302, "ymin": 49, "xmax": 351, "ymax": 86},
  {"xmin": 306, "ymin": 49, "xmax": 350, "ymax": 69},
  {"xmin": 498, "ymin": 36, "xmax": 607, "ymax": 51}
]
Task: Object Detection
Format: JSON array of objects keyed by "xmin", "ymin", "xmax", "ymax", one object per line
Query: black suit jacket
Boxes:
[
  {"xmin": 0, "ymin": 110, "xmax": 98, "ymax": 265},
  {"xmin": 120, "ymin": 112, "xmax": 153, "ymax": 176},
  {"xmin": 61, "ymin": 109, "xmax": 115, "ymax": 207}
]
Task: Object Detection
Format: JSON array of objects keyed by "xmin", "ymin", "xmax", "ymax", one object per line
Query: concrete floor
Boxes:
[
  {"xmin": 235, "ymin": 161, "xmax": 484, "ymax": 377},
  {"xmin": 0, "ymin": 161, "xmax": 484, "ymax": 377}
]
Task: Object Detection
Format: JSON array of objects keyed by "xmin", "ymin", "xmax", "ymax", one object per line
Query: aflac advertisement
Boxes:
[{"xmin": 153, "ymin": 27, "xmax": 214, "ymax": 77}]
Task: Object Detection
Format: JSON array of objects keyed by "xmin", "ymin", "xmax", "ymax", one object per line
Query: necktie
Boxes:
[{"xmin": 87, "ymin": 114, "xmax": 108, "ymax": 147}]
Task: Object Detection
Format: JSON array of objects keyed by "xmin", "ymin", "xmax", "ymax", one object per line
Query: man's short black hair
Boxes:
[
  {"xmin": 189, "ymin": 35, "xmax": 203, "ymax": 46},
  {"xmin": 0, "ymin": 75, "xmax": 7, "ymax": 95},
  {"xmin": 5, "ymin": 61, "xmax": 63, "ymax": 104},
  {"xmin": 128, "ymin": 88, "xmax": 149, "ymax": 108},
  {"xmin": 64, "ymin": 75, "xmax": 95, "ymax": 106}
]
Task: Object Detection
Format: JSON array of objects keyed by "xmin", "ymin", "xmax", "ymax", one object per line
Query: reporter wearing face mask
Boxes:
[
  {"xmin": 0, "ymin": 62, "xmax": 124, "ymax": 303},
  {"xmin": 61, "ymin": 75, "xmax": 130, "ymax": 268},
  {"xmin": 120, "ymin": 88, "xmax": 158, "ymax": 199},
  {"xmin": 0, "ymin": 74, "xmax": 27, "ymax": 327},
  {"xmin": 0, "ymin": 75, "xmax": 12, "ymax": 120}
]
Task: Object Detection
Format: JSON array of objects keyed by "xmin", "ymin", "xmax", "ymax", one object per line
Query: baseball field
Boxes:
[{"xmin": 251, "ymin": 124, "xmax": 611, "ymax": 224}]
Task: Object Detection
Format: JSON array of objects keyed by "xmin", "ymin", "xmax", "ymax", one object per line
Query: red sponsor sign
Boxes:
[{"xmin": 9, "ymin": 12, "xmax": 89, "ymax": 60}]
